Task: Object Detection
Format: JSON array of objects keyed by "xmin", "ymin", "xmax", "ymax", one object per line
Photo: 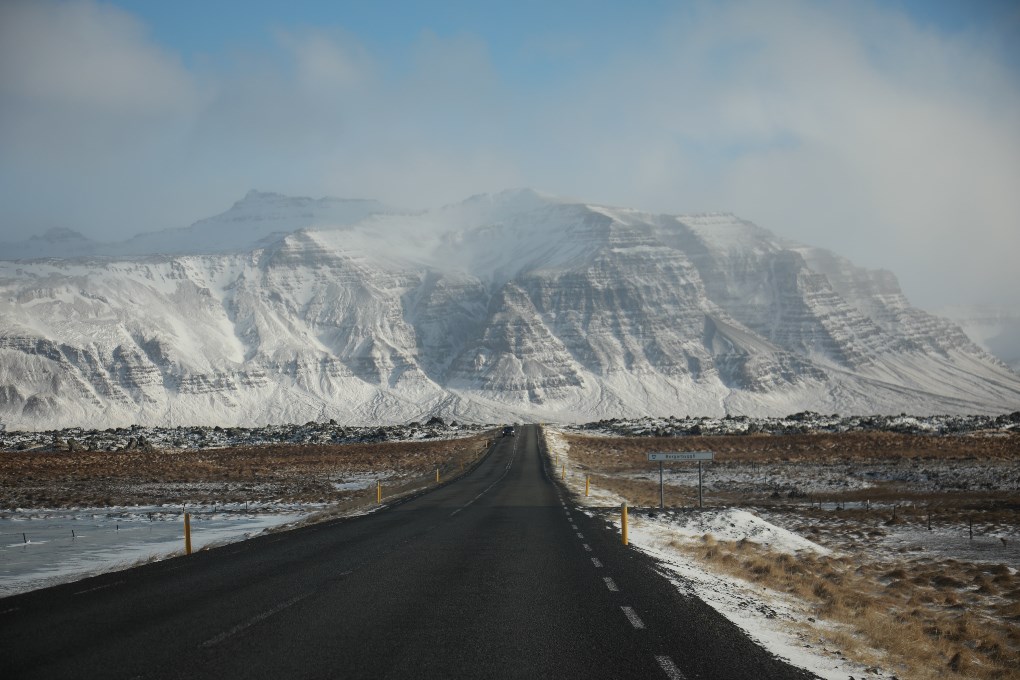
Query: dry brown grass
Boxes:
[
  {"xmin": 555, "ymin": 429, "xmax": 1020, "ymax": 679},
  {"xmin": 562, "ymin": 430, "xmax": 1020, "ymax": 526},
  {"xmin": 672, "ymin": 537, "xmax": 1020, "ymax": 679},
  {"xmin": 565, "ymin": 430, "xmax": 1020, "ymax": 466},
  {"xmin": 0, "ymin": 435, "xmax": 492, "ymax": 508}
]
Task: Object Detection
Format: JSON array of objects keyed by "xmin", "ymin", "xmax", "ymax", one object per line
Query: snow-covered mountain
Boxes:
[{"xmin": 1, "ymin": 189, "xmax": 1017, "ymax": 430}]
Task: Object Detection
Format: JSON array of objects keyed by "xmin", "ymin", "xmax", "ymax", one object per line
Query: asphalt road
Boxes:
[{"xmin": 0, "ymin": 425, "xmax": 817, "ymax": 679}]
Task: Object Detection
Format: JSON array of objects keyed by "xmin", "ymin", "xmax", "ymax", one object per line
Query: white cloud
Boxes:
[
  {"xmin": 0, "ymin": 0, "xmax": 1016, "ymax": 308},
  {"xmin": 0, "ymin": 0, "xmax": 202, "ymax": 235},
  {"xmin": 276, "ymin": 27, "xmax": 374, "ymax": 94},
  {"xmin": 514, "ymin": 0, "xmax": 1020, "ymax": 306},
  {"xmin": 0, "ymin": 0, "xmax": 196, "ymax": 114}
]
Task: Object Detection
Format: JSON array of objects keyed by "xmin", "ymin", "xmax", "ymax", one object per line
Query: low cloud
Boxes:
[{"xmin": 0, "ymin": 0, "xmax": 1017, "ymax": 308}]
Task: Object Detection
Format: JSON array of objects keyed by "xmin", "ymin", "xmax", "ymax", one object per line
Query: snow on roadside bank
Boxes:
[
  {"xmin": 544, "ymin": 427, "xmax": 890, "ymax": 680},
  {"xmin": 625, "ymin": 518, "xmax": 892, "ymax": 680}
]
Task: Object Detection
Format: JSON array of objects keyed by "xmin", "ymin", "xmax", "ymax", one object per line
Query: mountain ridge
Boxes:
[{"xmin": 0, "ymin": 190, "xmax": 1017, "ymax": 430}]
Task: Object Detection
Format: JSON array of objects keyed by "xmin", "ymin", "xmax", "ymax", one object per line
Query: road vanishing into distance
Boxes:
[{"xmin": 0, "ymin": 425, "xmax": 816, "ymax": 680}]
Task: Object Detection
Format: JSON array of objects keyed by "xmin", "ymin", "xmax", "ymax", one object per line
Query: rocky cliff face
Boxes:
[{"xmin": 1, "ymin": 189, "xmax": 1017, "ymax": 429}]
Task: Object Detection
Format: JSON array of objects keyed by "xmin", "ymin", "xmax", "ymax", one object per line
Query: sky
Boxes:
[{"xmin": 1, "ymin": 0, "xmax": 1018, "ymax": 310}]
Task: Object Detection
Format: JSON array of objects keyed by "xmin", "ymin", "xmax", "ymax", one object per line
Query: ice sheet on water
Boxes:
[{"xmin": 0, "ymin": 505, "xmax": 310, "ymax": 598}]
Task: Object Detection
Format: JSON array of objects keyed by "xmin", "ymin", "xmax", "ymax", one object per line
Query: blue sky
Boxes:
[
  {"xmin": 1, "ymin": 0, "xmax": 1018, "ymax": 308},
  {"xmin": 113, "ymin": 0, "xmax": 1020, "ymax": 76}
]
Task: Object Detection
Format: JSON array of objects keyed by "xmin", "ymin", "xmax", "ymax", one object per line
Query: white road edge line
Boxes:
[
  {"xmin": 591, "ymin": 557, "xmax": 603, "ymax": 568},
  {"xmin": 74, "ymin": 580, "xmax": 125, "ymax": 596},
  {"xmin": 200, "ymin": 593, "xmax": 311, "ymax": 648},
  {"xmin": 656, "ymin": 655, "xmax": 687, "ymax": 679},
  {"xmin": 621, "ymin": 606, "xmax": 646, "ymax": 629},
  {"xmin": 603, "ymin": 577, "xmax": 619, "ymax": 592}
]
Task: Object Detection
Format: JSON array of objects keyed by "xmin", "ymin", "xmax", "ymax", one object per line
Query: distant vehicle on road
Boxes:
[{"xmin": 502, "ymin": 426, "xmax": 515, "ymax": 437}]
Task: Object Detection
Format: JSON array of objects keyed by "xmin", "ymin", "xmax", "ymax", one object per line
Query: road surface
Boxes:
[{"xmin": 0, "ymin": 425, "xmax": 816, "ymax": 679}]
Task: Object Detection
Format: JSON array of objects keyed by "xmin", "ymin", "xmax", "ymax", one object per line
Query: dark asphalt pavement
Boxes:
[{"xmin": 0, "ymin": 425, "xmax": 817, "ymax": 679}]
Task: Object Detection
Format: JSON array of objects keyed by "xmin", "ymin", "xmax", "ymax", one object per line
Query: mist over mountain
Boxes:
[
  {"xmin": 0, "ymin": 192, "xmax": 388, "ymax": 259},
  {"xmin": 940, "ymin": 305, "xmax": 1020, "ymax": 373},
  {"xmin": 1, "ymin": 189, "xmax": 1017, "ymax": 430}
]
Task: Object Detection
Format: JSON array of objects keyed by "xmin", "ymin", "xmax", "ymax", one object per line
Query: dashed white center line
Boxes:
[
  {"xmin": 570, "ymin": 524, "xmax": 578, "ymax": 530},
  {"xmin": 453, "ymin": 439, "xmax": 520, "ymax": 517},
  {"xmin": 0, "ymin": 607, "xmax": 20, "ymax": 615},
  {"xmin": 621, "ymin": 606, "xmax": 646, "ymax": 629},
  {"xmin": 200, "ymin": 592, "xmax": 311, "ymax": 648},
  {"xmin": 591, "ymin": 557, "xmax": 603, "ymax": 568},
  {"xmin": 656, "ymin": 655, "xmax": 687, "ymax": 679},
  {"xmin": 74, "ymin": 580, "xmax": 125, "ymax": 596},
  {"xmin": 603, "ymin": 577, "xmax": 619, "ymax": 592},
  {"xmin": 576, "ymin": 532, "xmax": 584, "ymax": 539},
  {"xmin": 582, "ymin": 543, "xmax": 592, "ymax": 551}
]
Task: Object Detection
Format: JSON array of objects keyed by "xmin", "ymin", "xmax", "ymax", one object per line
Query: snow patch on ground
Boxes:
[
  {"xmin": 629, "ymin": 522, "xmax": 888, "ymax": 680},
  {"xmin": 545, "ymin": 427, "xmax": 891, "ymax": 680},
  {"xmin": 643, "ymin": 508, "xmax": 832, "ymax": 556}
]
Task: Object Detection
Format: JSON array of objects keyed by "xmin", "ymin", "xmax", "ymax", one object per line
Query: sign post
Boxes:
[
  {"xmin": 647, "ymin": 452, "xmax": 714, "ymax": 508},
  {"xmin": 659, "ymin": 461, "xmax": 664, "ymax": 509},
  {"xmin": 699, "ymin": 461, "xmax": 704, "ymax": 508}
]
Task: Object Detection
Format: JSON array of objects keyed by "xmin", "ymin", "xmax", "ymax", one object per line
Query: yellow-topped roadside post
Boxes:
[{"xmin": 621, "ymin": 502, "xmax": 628, "ymax": 545}]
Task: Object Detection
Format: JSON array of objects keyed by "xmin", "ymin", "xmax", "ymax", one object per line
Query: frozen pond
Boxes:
[
  {"xmin": 875, "ymin": 525, "xmax": 1020, "ymax": 564},
  {"xmin": 0, "ymin": 505, "xmax": 311, "ymax": 598}
]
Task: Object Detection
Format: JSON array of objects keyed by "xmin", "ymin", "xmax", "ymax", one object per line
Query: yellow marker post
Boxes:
[
  {"xmin": 561, "ymin": 463, "xmax": 565, "ymax": 480},
  {"xmin": 586, "ymin": 475, "xmax": 590, "ymax": 497},
  {"xmin": 436, "ymin": 468, "xmax": 440, "ymax": 483},
  {"xmin": 377, "ymin": 480, "xmax": 382, "ymax": 504},
  {"xmin": 621, "ymin": 502, "xmax": 628, "ymax": 545},
  {"xmin": 184, "ymin": 512, "xmax": 192, "ymax": 555}
]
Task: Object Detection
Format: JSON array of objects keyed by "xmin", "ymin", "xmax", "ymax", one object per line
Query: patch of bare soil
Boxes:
[{"xmin": 0, "ymin": 435, "xmax": 492, "ymax": 509}]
